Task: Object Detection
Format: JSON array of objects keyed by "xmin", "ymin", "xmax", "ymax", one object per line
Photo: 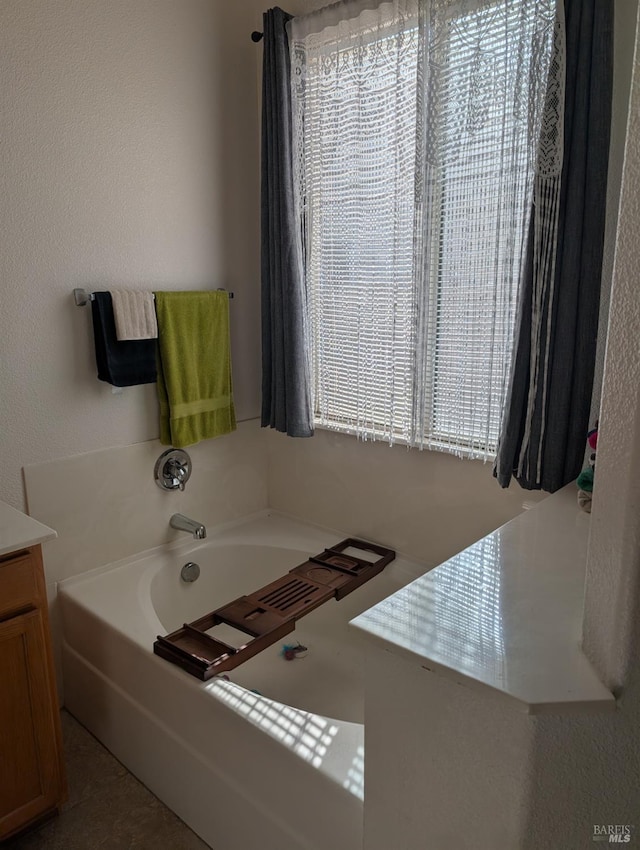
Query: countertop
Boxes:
[
  {"xmin": 0, "ymin": 500, "xmax": 57, "ymax": 557},
  {"xmin": 350, "ymin": 484, "xmax": 615, "ymax": 714}
]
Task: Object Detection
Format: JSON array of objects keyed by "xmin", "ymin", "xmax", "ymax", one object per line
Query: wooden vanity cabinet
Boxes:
[{"xmin": 0, "ymin": 545, "xmax": 67, "ymax": 840}]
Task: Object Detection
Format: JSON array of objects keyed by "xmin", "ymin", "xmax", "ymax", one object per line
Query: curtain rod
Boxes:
[{"xmin": 251, "ymin": 31, "xmax": 263, "ymax": 42}]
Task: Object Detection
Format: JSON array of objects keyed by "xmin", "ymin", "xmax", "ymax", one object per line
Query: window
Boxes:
[{"xmin": 289, "ymin": 0, "xmax": 555, "ymax": 459}]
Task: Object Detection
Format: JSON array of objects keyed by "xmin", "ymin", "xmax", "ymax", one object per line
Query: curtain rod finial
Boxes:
[{"xmin": 251, "ymin": 30, "xmax": 264, "ymax": 42}]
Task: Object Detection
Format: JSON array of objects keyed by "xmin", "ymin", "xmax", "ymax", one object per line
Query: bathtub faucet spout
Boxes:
[{"xmin": 169, "ymin": 513, "xmax": 207, "ymax": 540}]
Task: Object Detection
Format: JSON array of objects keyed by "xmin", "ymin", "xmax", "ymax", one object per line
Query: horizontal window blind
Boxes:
[
  {"xmin": 424, "ymin": 2, "xmax": 541, "ymax": 455},
  {"xmin": 290, "ymin": 0, "xmax": 556, "ymax": 458},
  {"xmin": 295, "ymin": 7, "xmax": 420, "ymax": 445}
]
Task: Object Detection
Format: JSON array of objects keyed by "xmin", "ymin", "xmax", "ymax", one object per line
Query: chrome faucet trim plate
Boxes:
[{"xmin": 155, "ymin": 449, "xmax": 192, "ymax": 492}]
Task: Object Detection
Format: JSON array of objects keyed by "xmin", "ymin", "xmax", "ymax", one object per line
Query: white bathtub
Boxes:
[{"xmin": 59, "ymin": 511, "xmax": 424, "ymax": 850}]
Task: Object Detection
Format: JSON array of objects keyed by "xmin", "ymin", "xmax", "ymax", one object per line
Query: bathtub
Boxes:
[{"xmin": 59, "ymin": 511, "xmax": 424, "ymax": 850}]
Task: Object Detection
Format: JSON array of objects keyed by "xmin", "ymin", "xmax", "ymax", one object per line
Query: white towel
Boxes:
[{"xmin": 110, "ymin": 290, "xmax": 158, "ymax": 341}]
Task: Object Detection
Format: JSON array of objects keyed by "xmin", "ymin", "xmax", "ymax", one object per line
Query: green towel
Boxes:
[{"xmin": 155, "ymin": 291, "xmax": 236, "ymax": 447}]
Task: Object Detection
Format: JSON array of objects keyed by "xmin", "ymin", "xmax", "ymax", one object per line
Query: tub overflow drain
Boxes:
[{"xmin": 181, "ymin": 562, "xmax": 200, "ymax": 583}]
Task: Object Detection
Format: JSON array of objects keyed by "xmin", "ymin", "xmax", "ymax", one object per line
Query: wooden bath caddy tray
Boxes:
[{"xmin": 154, "ymin": 538, "xmax": 395, "ymax": 680}]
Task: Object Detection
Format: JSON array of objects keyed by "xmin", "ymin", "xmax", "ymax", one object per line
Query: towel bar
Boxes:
[{"xmin": 73, "ymin": 287, "xmax": 234, "ymax": 306}]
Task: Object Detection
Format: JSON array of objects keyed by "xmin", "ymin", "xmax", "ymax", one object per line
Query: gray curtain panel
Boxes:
[
  {"xmin": 494, "ymin": 0, "xmax": 613, "ymax": 491},
  {"xmin": 260, "ymin": 7, "xmax": 314, "ymax": 437}
]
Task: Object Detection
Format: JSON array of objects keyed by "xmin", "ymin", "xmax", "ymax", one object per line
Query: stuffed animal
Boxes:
[{"xmin": 577, "ymin": 422, "xmax": 597, "ymax": 512}]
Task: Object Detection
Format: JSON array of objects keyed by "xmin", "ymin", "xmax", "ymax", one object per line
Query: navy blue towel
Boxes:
[{"xmin": 91, "ymin": 292, "xmax": 157, "ymax": 387}]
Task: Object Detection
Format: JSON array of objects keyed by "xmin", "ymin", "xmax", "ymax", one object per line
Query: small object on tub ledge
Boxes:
[
  {"xmin": 91, "ymin": 292, "xmax": 157, "ymax": 386},
  {"xmin": 154, "ymin": 537, "xmax": 395, "ymax": 679},
  {"xmin": 576, "ymin": 467, "xmax": 594, "ymax": 492},
  {"xmin": 577, "ymin": 421, "xmax": 597, "ymax": 513},
  {"xmin": 155, "ymin": 291, "xmax": 236, "ymax": 447},
  {"xmin": 577, "ymin": 489, "xmax": 592, "ymax": 513}
]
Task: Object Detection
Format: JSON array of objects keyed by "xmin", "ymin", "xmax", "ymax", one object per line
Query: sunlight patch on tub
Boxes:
[
  {"xmin": 208, "ymin": 680, "xmax": 339, "ymax": 770},
  {"xmin": 343, "ymin": 745, "xmax": 364, "ymax": 800}
]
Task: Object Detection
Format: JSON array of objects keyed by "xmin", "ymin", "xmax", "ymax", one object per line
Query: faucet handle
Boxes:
[
  {"xmin": 166, "ymin": 458, "xmax": 187, "ymax": 490},
  {"xmin": 154, "ymin": 449, "xmax": 192, "ymax": 492}
]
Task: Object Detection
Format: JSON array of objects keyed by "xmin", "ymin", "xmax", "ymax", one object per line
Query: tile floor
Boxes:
[{"xmin": 7, "ymin": 711, "xmax": 211, "ymax": 850}]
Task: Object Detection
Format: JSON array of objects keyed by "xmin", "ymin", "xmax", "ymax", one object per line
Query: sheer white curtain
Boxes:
[{"xmin": 289, "ymin": 0, "xmax": 558, "ymax": 459}]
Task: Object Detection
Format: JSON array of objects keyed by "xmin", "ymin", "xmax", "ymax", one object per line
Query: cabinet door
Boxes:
[{"xmin": 0, "ymin": 609, "xmax": 63, "ymax": 837}]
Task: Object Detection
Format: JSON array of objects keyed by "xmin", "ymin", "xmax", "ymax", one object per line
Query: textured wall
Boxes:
[
  {"xmin": 577, "ymin": 4, "xmax": 640, "ymax": 832},
  {"xmin": 589, "ymin": 0, "xmax": 640, "ymax": 426},
  {"xmin": 0, "ymin": 0, "xmax": 268, "ymax": 510},
  {"xmin": 583, "ymin": 2, "xmax": 640, "ymax": 693}
]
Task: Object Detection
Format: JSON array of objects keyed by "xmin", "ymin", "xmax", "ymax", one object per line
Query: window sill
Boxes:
[{"xmin": 312, "ymin": 420, "xmax": 497, "ymax": 463}]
